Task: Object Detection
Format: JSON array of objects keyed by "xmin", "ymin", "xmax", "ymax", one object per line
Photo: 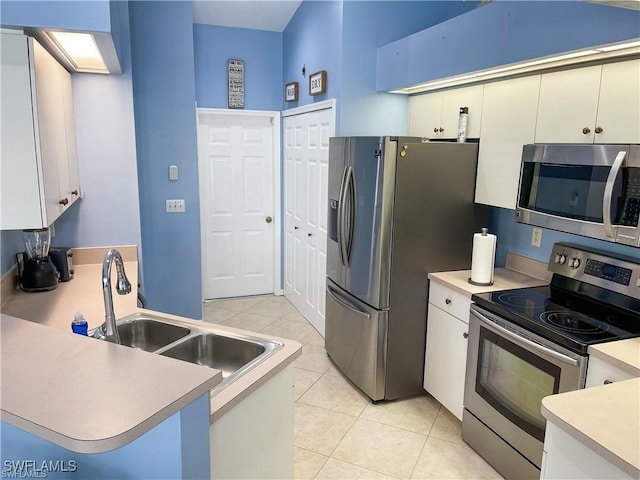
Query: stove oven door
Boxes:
[{"xmin": 463, "ymin": 305, "xmax": 587, "ymax": 476}]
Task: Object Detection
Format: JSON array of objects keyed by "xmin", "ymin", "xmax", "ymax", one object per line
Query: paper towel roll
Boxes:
[{"xmin": 470, "ymin": 228, "xmax": 497, "ymax": 286}]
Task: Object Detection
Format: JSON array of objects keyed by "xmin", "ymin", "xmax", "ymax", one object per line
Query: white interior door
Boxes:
[
  {"xmin": 283, "ymin": 102, "xmax": 335, "ymax": 336},
  {"xmin": 198, "ymin": 111, "xmax": 277, "ymax": 300}
]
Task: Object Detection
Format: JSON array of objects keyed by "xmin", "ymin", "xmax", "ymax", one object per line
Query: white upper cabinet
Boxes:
[
  {"xmin": 409, "ymin": 84, "xmax": 484, "ymax": 139},
  {"xmin": 476, "ymin": 75, "xmax": 541, "ymax": 209},
  {"xmin": 1, "ymin": 33, "xmax": 80, "ymax": 230},
  {"xmin": 535, "ymin": 60, "xmax": 640, "ymax": 144},
  {"xmin": 595, "ymin": 60, "xmax": 640, "ymax": 144}
]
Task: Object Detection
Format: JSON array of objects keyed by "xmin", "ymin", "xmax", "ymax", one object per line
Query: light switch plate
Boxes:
[{"xmin": 166, "ymin": 199, "xmax": 185, "ymax": 213}]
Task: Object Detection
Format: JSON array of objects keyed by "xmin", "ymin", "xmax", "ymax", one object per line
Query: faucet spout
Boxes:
[{"xmin": 100, "ymin": 249, "xmax": 132, "ymax": 344}]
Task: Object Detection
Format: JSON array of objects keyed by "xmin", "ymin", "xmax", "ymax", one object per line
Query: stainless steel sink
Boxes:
[
  {"xmin": 114, "ymin": 313, "xmax": 283, "ymax": 390},
  {"xmin": 117, "ymin": 317, "xmax": 191, "ymax": 352},
  {"xmin": 160, "ymin": 333, "xmax": 270, "ymax": 378}
]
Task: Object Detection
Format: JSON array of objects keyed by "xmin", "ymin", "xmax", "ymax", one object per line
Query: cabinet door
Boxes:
[
  {"xmin": 476, "ymin": 75, "xmax": 540, "ymax": 209},
  {"xmin": 424, "ymin": 303, "xmax": 469, "ymax": 420},
  {"xmin": 408, "ymin": 92, "xmax": 442, "ymax": 138},
  {"xmin": 61, "ymin": 64, "xmax": 81, "ymax": 203},
  {"xmin": 0, "ymin": 33, "xmax": 42, "ymax": 230},
  {"xmin": 595, "ymin": 60, "xmax": 640, "ymax": 144},
  {"xmin": 440, "ymin": 84, "xmax": 484, "ymax": 139},
  {"xmin": 535, "ymin": 65, "xmax": 602, "ymax": 144},
  {"xmin": 33, "ymin": 39, "xmax": 68, "ymax": 225}
]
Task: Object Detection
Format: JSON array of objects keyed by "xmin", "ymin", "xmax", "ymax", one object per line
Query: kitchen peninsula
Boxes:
[{"xmin": 1, "ymin": 247, "xmax": 301, "ymax": 479}]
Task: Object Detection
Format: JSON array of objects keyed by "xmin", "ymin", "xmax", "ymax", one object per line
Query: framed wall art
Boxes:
[
  {"xmin": 309, "ymin": 70, "xmax": 327, "ymax": 96},
  {"xmin": 285, "ymin": 82, "xmax": 298, "ymax": 102},
  {"xmin": 228, "ymin": 59, "xmax": 245, "ymax": 109}
]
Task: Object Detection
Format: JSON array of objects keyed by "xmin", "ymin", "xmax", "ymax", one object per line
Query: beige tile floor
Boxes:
[{"xmin": 203, "ymin": 295, "xmax": 502, "ymax": 480}]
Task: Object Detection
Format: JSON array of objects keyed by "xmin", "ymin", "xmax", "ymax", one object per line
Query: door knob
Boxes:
[{"xmin": 265, "ymin": 216, "xmax": 272, "ymax": 223}]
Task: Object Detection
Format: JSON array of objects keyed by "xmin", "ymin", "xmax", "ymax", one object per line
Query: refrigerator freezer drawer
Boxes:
[{"xmin": 325, "ymin": 279, "xmax": 388, "ymax": 401}]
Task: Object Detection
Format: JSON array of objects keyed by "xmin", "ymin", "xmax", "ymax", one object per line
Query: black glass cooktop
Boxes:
[{"xmin": 472, "ymin": 285, "xmax": 640, "ymax": 354}]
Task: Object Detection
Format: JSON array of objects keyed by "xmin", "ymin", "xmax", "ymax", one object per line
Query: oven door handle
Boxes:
[
  {"xmin": 470, "ymin": 308, "xmax": 580, "ymax": 367},
  {"xmin": 603, "ymin": 150, "xmax": 626, "ymax": 239}
]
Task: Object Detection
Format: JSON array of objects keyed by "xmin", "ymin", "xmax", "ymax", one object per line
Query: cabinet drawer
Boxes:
[
  {"xmin": 585, "ymin": 356, "xmax": 636, "ymax": 388},
  {"xmin": 428, "ymin": 281, "xmax": 471, "ymax": 323}
]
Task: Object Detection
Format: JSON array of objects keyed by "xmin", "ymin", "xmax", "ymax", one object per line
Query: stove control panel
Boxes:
[{"xmin": 549, "ymin": 243, "xmax": 640, "ymax": 299}]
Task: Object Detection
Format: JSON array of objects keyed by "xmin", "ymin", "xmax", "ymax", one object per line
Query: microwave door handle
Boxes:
[
  {"xmin": 470, "ymin": 308, "xmax": 579, "ymax": 367},
  {"xmin": 603, "ymin": 151, "xmax": 627, "ymax": 239}
]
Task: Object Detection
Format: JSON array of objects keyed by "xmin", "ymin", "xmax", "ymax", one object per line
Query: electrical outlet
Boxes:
[
  {"xmin": 166, "ymin": 199, "xmax": 185, "ymax": 213},
  {"xmin": 531, "ymin": 227, "xmax": 542, "ymax": 247}
]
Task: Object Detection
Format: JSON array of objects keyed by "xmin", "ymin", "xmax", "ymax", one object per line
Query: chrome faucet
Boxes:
[{"xmin": 93, "ymin": 249, "xmax": 132, "ymax": 344}]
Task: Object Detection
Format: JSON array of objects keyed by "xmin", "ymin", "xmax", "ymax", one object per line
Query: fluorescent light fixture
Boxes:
[
  {"xmin": 46, "ymin": 31, "xmax": 108, "ymax": 73},
  {"xmin": 390, "ymin": 39, "xmax": 640, "ymax": 94}
]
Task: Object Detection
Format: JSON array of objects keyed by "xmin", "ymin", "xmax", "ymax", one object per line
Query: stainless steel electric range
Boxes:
[{"xmin": 462, "ymin": 242, "xmax": 640, "ymax": 480}]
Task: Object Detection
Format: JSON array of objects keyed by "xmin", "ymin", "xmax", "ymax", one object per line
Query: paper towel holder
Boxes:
[{"xmin": 468, "ymin": 228, "xmax": 495, "ymax": 286}]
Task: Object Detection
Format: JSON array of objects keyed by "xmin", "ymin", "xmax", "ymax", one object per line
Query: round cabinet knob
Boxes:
[
  {"xmin": 438, "ymin": 127, "xmax": 444, "ymax": 133},
  {"xmin": 294, "ymin": 226, "xmax": 299, "ymax": 230},
  {"xmin": 570, "ymin": 258, "xmax": 581, "ymax": 269},
  {"xmin": 265, "ymin": 216, "xmax": 272, "ymax": 223},
  {"xmin": 595, "ymin": 126, "xmax": 603, "ymax": 134},
  {"xmin": 59, "ymin": 198, "xmax": 69, "ymax": 206},
  {"xmin": 433, "ymin": 128, "xmax": 439, "ymax": 133},
  {"xmin": 307, "ymin": 233, "xmax": 312, "ymax": 237},
  {"xmin": 463, "ymin": 332, "xmax": 469, "ymax": 339},
  {"xmin": 603, "ymin": 380, "xmax": 613, "ymax": 385},
  {"xmin": 582, "ymin": 127, "xmax": 591, "ymax": 135},
  {"xmin": 445, "ymin": 298, "xmax": 452, "ymax": 305},
  {"xmin": 71, "ymin": 190, "xmax": 79, "ymax": 196}
]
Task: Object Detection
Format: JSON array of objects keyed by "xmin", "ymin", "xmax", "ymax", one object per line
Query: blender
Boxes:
[{"xmin": 16, "ymin": 228, "xmax": 59, "ymax": 292}]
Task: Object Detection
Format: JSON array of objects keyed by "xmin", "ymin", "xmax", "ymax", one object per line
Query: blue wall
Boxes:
[
  {"xmin": 53, "ymin": 0, "xmax": 141, "ymax": 254},
  {"xmin": 1, "ymin": 393, "xmax": 210, "ymax": 479},
  {"xmin": 129, "ymin": 0, "xmax": 202, "ymax": 320},
  {"xmin": 283, "ymin": 1, "xmax": 343, "ymax": 116},
  {"xmin": 193, "ymin": 24, "xmax": 283, "ymax": 111},
  {"xmin": 340, "ymin": 1, "xmax": 477, "ymax": 135},
  {"xmin": 377, "ymin": 1, "xmax": 640, "ymax": 91},
  {"xmin": 0, "ymin": 0, "xmax": 111, "ymax": 32},
  {"xmin": 489, "ymin": 207, "xmax": 640, "ymax": 267}
]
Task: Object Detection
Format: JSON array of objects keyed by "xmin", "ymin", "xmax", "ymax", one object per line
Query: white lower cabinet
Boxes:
[
  {"xmin": 424, "ymin": 281, "xmax": 471, "ymax": 420},
  {"xmin": 585, "ymin": 355, "xmax": 636, "ymax": 388},
  {"xmin": 541, "ymin": 422, "xmax": 634, "ymax": 480},
  {"xmin": 210, "ymin": 365, "xmax": 294, "ymax": 479}
]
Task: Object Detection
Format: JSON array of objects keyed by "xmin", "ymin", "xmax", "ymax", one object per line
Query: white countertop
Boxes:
[
  {"xmin": 428, "ymin": 267, "xmax": 548, "ymax": 298},
  {"xmin": 588, "ymin": 338, "xmax": 640, "ymax": 377},
  {"xmin": 0, "ymin": 314, "xmax": 222, "ymax": 453},
  {"xmin": 542, "ymin": 377, "xmax": 640, "ymax": 478}
]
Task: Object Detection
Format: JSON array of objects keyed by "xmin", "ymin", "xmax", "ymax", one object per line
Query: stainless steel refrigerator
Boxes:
[{"xmin": 325, "ymin": 136, "xmax": 484, "ymax": 401}]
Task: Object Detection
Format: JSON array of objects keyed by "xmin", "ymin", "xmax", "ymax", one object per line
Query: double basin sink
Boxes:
[{"xmin": 115, "ymin": 313, "xmax": 283, "ymax": 390}]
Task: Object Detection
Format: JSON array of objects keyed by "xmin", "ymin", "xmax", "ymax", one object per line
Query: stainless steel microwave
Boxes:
[{"xmin": 515, "ymin": 144, "xmax": 640, "ymax": 247}]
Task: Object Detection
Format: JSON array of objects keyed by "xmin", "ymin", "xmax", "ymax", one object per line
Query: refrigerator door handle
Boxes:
[
  {"xmin": 337, "ymin": 166, "xmax": 349, "ymax": 266},
  {"xmin": 338, "ymin": 166, "xmax": 351, "ymax": 266},
  {"xmin": 345, "ymin": 166, "xmax": 356, "ymax": 264},
  {"xmin": 327, "ymin": 284, "xmax": 371, "ymax": 320}
]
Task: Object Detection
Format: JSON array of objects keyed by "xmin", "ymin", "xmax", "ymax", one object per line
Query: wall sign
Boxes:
[
  {"xmin": 228, "ymin": 59, "xmax": 245, "ymax": 109},
  {"xmin": 285, "ymin": 82, "xmax": 298, "ymax": 102},
  {"xmin": 309, "ymin": 70, "xmax": 327, "ymax": 96}
]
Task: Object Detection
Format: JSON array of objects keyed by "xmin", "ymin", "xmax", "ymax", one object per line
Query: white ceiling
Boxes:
[{"xmin": 192, "ymin": 1, "xmax": 303, "ymax": 32}]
